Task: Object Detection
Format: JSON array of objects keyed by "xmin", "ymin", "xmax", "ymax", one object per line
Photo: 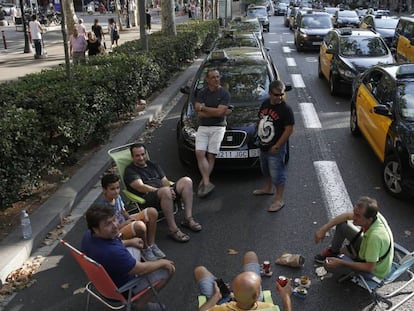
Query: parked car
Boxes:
[
  {"xmin": 177, "ymin": 48, "xmax": 285, "ymax": 167},
  {"xmin": 294, "ymin": 10, "xmax": 333, "ymax": 51},
  {"xmin": 246, "ymin": 5, "xmax": 270, "ymax": 32},
  {"xmin": 318, "ymin": 28, "xmax": 394, "ymax": 95},
  {"xmin": 275, "ymin": 2, "xmax": 288, "ymax": 16},
  {"xmin": 229, "ymin": 16, "xmax": 264, "ymax": 45},
  {"xmin": 350, "ymin": 63, "xmax": 414, "ymax": 198},
  {"xmin": 360, "ymin": 15, "xmax": 399, "ymax": 48},
  {"xmin": 392, "ymin": 16, "xmax": 414, "ymax": 63},
  {"xmin": 333, "ymin": 9, "xmax": 360, "ymax": 28},
  {"xmin": 1, "ymin": 3, "xmax": 16, "ymax": 16}
]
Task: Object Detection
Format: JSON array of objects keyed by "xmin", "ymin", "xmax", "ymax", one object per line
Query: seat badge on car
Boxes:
[{"xmin": 226, "ymin": 136, "xmax": 234, "ymax": 142}]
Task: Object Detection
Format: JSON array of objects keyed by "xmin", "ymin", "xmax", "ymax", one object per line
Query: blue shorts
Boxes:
[
  {"xmin": 259, "ymin": 143, "xmax": 287, "ymax": 186},
  {"xmin": 198, "ymin": 262, "xmax": 263, "ymax": 303}
]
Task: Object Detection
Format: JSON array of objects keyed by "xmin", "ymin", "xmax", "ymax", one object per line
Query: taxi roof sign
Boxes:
[
  {"xmin": 338, "ymin": 28, "xmax": 353, "ymax": 35},
  {"xmin": 396, "ymin": 64, "xmax": 414, "ymax": 78}
]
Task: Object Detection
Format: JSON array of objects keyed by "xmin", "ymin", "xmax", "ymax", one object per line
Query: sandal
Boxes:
[
  {"xmin": 168, "ymin": 229, "xmax": 190, "ymax": 243},
  {"xmin": 181, "ymin": 217, "xmax": 202, "ymax": 232}
]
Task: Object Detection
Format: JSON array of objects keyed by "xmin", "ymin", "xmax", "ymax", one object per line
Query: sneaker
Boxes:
[
  {"xmin": 314, "ymin": 247, "xmax": 339, "ymax": 264},
  {"xmin": 142, "ymin": 247, "xmax": 157, "ymax": 261},
  {"xmin": 150, "ymin": 244, "xmax": 166, "ymax": 259}
]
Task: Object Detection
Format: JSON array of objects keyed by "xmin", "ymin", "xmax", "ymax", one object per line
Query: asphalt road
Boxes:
[{"xmin": 3, "ymin": 14, "xmax": 414, "ymax": 311}]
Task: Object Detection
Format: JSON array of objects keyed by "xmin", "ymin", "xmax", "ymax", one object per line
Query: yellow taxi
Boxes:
[
  {"xmin": 393, "ymin": 17, "xmax": 414, "ymax": 63},
  {"xmin": 318, "ymin": 28, "xmax": 394, "ymax": 95},
  {"xmin": 350, "ymin": 63, "xmax": 414, "ymax": 198}
]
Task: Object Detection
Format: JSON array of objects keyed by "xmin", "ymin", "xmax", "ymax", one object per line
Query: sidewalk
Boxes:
[
  {"xmin": 0, "ymin": 21, "xmax": 161, "ymax": 82},
  {"xmin": 0, "ymin": 3, "xmax": 241, "ymax": 284}
]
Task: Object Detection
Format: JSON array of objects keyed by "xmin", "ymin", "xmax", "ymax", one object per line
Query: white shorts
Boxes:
[{"xmin": 195, "ymin": 126, "xmax": 225, "ymax": 155}]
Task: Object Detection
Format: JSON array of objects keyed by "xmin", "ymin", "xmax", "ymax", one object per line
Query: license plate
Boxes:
[
  {"xmin": 216, "ymin": 149, "xmax": 260, "ymax": 158},
  {"xmin": 217, "ymin": 150, "xmax": 248, "ymax": 158},
  {"xmin": 312, "ymin": 42, "xmax": 322, "ymax": 45}
]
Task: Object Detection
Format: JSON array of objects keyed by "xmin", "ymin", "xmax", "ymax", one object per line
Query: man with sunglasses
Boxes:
[{"xmin": 254, "ymin": 80, "xmax": 294, "ymax": 212}]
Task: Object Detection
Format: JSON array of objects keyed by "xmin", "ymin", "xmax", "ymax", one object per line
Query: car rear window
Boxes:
[
  {"xmin": 301, "ymin": 15, "xmax": 332, "ymax": 28},
  {"xmin": 399, "ymin": 83, "xmax": 414, "ymax": 120},
  {"xmin": 339, "ymin": 36, "xmax": 389, "ymax": 57}
]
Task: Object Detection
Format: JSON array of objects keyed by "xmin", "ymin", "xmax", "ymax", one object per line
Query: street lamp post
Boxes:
[{"xmin": 19, "ymin": 0, "xmax": 31, "ymax": 53}]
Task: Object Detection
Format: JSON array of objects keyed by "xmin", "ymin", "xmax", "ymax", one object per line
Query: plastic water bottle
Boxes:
[{"xmin": 20, "ymin": 210, "xmax": 32, "ymax": 240}]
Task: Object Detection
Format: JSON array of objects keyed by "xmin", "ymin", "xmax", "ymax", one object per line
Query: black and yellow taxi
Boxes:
[
  {"xmin": 393, "ymin": 16, "xmax": 414, "ymax": 63},
  {"xmin": 350, "ymin": 63, "xmax": 414, "ymax": 198},
  {"xmin": 318, "ymin": 28, "xmax": 394, "ymax": 95}
]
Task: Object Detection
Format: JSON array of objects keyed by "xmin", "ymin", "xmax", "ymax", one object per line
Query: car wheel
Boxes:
[
  {"xmin": 318, "ymin": 60, "xmax": 323, "ymax": 79},
  {"xmin": 350, "ymin": 104, "xmax": 360, "ymax": 136},
  {"xmin": 329, "ymin": 72, "xmax": 339, "ymax": 96},
  {"xmin": 383, "ymin": 154, "xmax": 404, "ymax": 198}
]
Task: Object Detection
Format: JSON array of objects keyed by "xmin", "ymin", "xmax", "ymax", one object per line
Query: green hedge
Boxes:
[{"xmin": 0, "ymin": 20, "xmax": 220, "ymax": 209}]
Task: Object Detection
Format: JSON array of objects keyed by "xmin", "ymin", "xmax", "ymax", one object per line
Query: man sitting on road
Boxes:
[
  {"xmin": 314, "ymin": 196, "xmax": 394, "ymax": 280},
  {"xmin": 82, "ymin": 204, "xmax": 175, "ymax": 311},
  {"xmin": 195, "ymin": 251, "xmax": 292, "ymax": 311},
  {"xmin": 124, "ymin": 143, "xmax": 202, "ymax": 243}
]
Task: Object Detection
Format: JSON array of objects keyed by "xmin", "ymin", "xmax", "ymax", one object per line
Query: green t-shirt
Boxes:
[{"xmin": 358, "ymin": 213, "xmax": 394, "ymax": 279}]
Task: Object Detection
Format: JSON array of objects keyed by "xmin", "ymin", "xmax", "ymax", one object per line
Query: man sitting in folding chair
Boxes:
[
  {"xmin": 82, "ymin": 204, "xmax": 175, "ymax": 311},
  {"xmin": 314, "ymin": 196, "xmax": 394, "ymax": 282},
  {"xmin": 124, "ymin": 143, "xmax": 202, "ymax": 243},
  {"xmin": 194, "ymin": 251, "xmax": 292, "ymax": 311}
]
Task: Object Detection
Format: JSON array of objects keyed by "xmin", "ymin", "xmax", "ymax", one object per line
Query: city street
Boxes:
[{"xmin": 2, "ymin": 13, "xmax": 414, "ymax": 311}]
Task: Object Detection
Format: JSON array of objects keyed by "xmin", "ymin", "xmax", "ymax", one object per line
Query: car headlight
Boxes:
[
  {"xmin": 182, "ymin": 125, "xmax": 196, "ymax": 145},
  {"xmin": 300, "ymin": 31, "xmax": 307, "ymax": 38}
]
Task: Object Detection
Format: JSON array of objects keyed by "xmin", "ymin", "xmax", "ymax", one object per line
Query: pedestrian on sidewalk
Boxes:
[
  {"xmin": 92, "ymin": 18, "xmax": 105, "ymax": 43},
  {"xmin": 29, "ymin": 15, "xmax": 44, "ymax": 58},
  {"xmin": 146, "ymin": 9, "xmax": 151, "ymax": 33},
  {"xmin": 76, "ymin": 18, "xmax": 87, "ymax": 38},
  {"xmin": 86, "ymin": 31, "xmax": 104, "ymax": 57},
  {"xmin": 69, "ymin": 27, "xmax": 87, "ymax": 65},
  {"xmin": 108, "ymin": 18, "xmax": 119, "ymax": 48}
]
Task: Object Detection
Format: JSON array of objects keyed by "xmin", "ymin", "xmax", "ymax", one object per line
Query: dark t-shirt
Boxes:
[
  {"xmin": 91, "ymin": 24, "xmax": 103, "ymax": 40},
  {"xmin": 124, "ymin": 161, "xmax": 166, "ymax": 196},
  {"xmin": 81, "ymin": 230, "xmax": 136, "ymax": 288},
  {"xmin": 257, "ymin": 99, "xmax": 294, "ymax": 151},
  {"xmin": 87, "ymin": 40, "xmax": 101, "ymax": 56},
  {"xmin": 196, "ymin": 86, "xmax": 230, "ymax": 126}
]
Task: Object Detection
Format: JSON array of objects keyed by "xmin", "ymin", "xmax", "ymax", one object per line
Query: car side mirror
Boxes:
[
  {"xmin": 326, "ymin": 48, "xmax": 335, "ymax": 54},
  {"xmin": 373, "ymin": 105, "xmax": 392, "ymax": 117},
  {"xmin": 180, "ymin": 85, "xmax": 190, "ymax": 95}
]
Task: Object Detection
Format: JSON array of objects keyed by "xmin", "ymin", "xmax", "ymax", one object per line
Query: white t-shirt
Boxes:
[{"xmin": 29, "ymin": 20, "xmax": 42, "ymax": 40}]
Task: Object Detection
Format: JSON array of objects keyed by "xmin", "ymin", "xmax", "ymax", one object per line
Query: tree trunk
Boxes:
[
  {"xmin": 161, "ymin": 0, "xmax": 176, "ymax": 36},
  {"xmin": 62, "ymin": 0, "xmax": 77, "ymax": 34}
]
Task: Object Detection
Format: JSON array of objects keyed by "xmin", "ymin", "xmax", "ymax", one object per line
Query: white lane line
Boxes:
[
  {"xmin": 285, "ymin": 40, "xmax": 294, "ymax": 44},
  {"xmin": 286, "ymin": 57, "xmax": 296, "ymax": 67},
  {"xmin": 314, "ymin": 161, "xmax": 353, "ymax": 219},
  {"xmin": 291, "ymin": 74, "xmax": 305, "ymax": 88},
  {"xmin": 282, "ymin": 46, "xmax": 291, "ymax": 53},
  {"xmin": 268, "ymin": 41, "xmax": 279, "ymax": 44},
  {"xmin": 305, "ymin": 57, "xmax": 318, "ymax": 63},
  {"xmin": 299, "ymin": 103, "xmax": 322, "ymax": 128}
]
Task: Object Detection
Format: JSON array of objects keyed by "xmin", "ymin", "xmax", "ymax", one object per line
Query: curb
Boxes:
[{"xmin": 0, "ymin": 57, "xmax": 203, "ymax": 283}]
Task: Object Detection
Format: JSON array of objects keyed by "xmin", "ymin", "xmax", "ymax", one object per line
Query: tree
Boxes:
[{"xmin": 161, "ymin": 0, "xmax": 176, "ymax": 35}]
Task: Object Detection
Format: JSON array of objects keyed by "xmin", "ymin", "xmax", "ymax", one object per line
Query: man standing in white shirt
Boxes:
[{"xmin": 29, "ymin": 15, "xmax": 44, "ymax": 58}]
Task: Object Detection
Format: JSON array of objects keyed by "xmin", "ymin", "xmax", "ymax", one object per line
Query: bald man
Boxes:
[{"xmin": 194, "ymin": 251, "xmax": 292, "ymax": 311}]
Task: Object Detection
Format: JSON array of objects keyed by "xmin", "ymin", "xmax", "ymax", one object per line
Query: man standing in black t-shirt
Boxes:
[
  {"xmin": 124, "ymin": 143, "xmax": 202, "ymax": 243},
  {"xmin": 254, "ymin": 80, "xmax": 294, "ymax": 212}
]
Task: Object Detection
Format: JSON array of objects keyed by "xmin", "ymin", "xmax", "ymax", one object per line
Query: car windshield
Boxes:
[
  {"xmin": 247, "ymin": 7, "xmax": 267, "ymax": 16},
  {"xmin": 339, "ymin": 11, "xmax": 358, "ymax": 18},
  {"xmin": 339, "ymin": 36, "xmax": 389, "ymax": 57},
  {"xmin": 230, "ymin": 21, "xmax": 261, "ymax": 32},
  {"xmin": 215, "ymin": 37, "xmax": 260, "ymax": 49},
  {"xmin": 375, "ymin": 18, "xmax": 399, "ymax": 29},
  {"xmin": 398, "ymin": 83, "xmax": 414, "ymax": 121},
  {"xmin": 196, "ymin": 65, "xmax": 269, "ymax": 103},
  {"xmin": 301, "ymin": 15, "xmax": 332, "ymax": 28}
]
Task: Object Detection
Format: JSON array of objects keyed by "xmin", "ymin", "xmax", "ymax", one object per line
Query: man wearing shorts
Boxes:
[
  {"xmin": 194, "ymin": 69, "xmax": 232, "ymax": 198},
  {"xmin": 81, "ymin": 205, "xmax": 175, "ymax": 310},
  {"xmin": 124, "ymin": 143, "xmax": 202, "ymax": 243},
  {"xmin": 194, "ymin": 251, "xmax": 292, "ymax": 311}
]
